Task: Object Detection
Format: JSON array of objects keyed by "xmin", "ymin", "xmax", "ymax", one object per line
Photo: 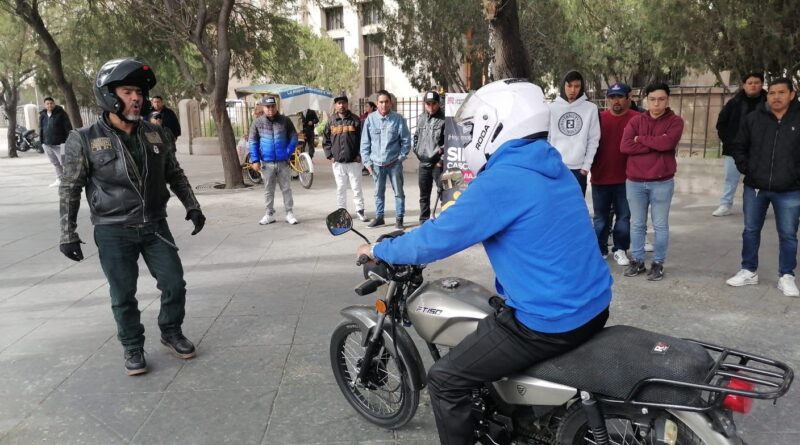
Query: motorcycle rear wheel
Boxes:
[
  {"xmin": 297, "ymin": 152, "xmax": 313, "ymax": 189},
  {"xmin": 556, "ymin": 402, "xmax": 706, "ymax": 445},
  {"xmin": 243, "ymin": 154, "xmax": 263, "ymax": 184},
  {"xmin": 330, "ymin": 321, "xmax": 418, "ymax": 428}
]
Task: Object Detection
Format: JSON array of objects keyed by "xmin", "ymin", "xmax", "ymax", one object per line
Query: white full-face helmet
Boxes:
[{"xmin": 455, "ymin": 79, "xmax": 550, "ymax": 173}]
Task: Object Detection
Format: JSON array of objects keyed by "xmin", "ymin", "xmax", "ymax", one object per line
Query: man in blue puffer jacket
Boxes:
[
  {"xmin": 249, "ymin": 96, "xmax": 300, "ymax": 225},
  {"xmin": 356, "ymin": 79, "xmax": 613, "ymax": 445}
]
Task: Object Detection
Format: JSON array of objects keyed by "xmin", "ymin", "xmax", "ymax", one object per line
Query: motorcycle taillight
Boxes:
[{"xmin": 721, "ymin": 377, "xmax": 754, "ymax": 414}]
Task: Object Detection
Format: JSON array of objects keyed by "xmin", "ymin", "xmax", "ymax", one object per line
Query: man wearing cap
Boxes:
[
  {"xmin": 548, "ymin": 70, "xmax": 601, "ymax": 196},
  {"xmin": 150, "ymin": 96, "xmax": 181, "ymax": 140},
  {"xmin": 591, "ymin": 83, "xmax": 637, "ymax": 266},
  {"xmin": 413, "ymin": 91, "xmax": 445, "ymax": 222},
  {"xmin": 360, "ymin": 89, "xmax": 412, "ymax": 229},
  {"xmin": 249, "ymin": 96, "xmax": 300, "ymax": 225},
  {"xmin": 323, "ymin": 94, "xmax": 370, "ymax": 222},
  {"xmin": 59, "ymin": 58, "xmax": 205, "ymax": 375}
]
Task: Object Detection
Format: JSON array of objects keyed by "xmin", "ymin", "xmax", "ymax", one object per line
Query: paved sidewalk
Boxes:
[{"xmin": 0, "ymin": 146, "xmax": 797, "ymax": 445}]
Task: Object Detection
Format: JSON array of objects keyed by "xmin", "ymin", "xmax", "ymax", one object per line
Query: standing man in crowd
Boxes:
[
  {"xmin": 323, "ymin": 94, "xmax": 369, "ymax": 222},
  {"xmin": 548, "ymin": 70, "xmax": 601, "ymax": 196},
  {"xmin": 413, "ymin": 91, "xmax": 445, "ymax": 222},
  {"xmin": 58, "ymin": 58, "xmax": 205, "ymax": 376},
  {"xmin": 39, "ymin": 97, "xmax": 73, "ymax": 187},
  {"xmin": 621, "ymin": 82, "xmax": 684, "ymax": 281},
  {"xmin": 712, "ymin": 72, "xmax": 767, "ymax": 217},
  {"xmin": 301, "ymin": 108, "xmax": 319, "ymax": 158},
  {"xmin": 591, "ymin": 83, "xmax": 637, "ymax": 266},
  {"xmin": 150, "ymin": 96, "xmax": 181, "ymax": 140},
  {"xmin": 249, "ymin": 96, "xmax": 299, "ymax": 225},
  {"xmin": 726, "ymin": 78, "xmax": 800, "ymax": 297},
  {"xmin": 361, "ymin": 89, "xmax": 411, "ymax": 229}
]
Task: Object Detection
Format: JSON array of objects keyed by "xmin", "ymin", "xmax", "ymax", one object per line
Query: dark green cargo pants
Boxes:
[{"xmin": 94, "ymin": 219, "xmax": 186, "ymax": 352}]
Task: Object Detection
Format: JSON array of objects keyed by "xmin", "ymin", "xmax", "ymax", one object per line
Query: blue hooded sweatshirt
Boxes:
[{"xmin": 373, "ymin": 137, "xmax": 612, "ymax": 333}]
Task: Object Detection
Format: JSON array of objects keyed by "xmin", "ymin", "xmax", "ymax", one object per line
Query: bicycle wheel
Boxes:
[
  {"xmin": 243, "ymin": 154, "xmax": 263, "ymax": 184},
  {"xmin": 298, "ymin": 152, "xmax": 313, "ymax": 189},
  {"xmin": 330, "ymin": 321, "xmax": 418, "ymax": 428}
]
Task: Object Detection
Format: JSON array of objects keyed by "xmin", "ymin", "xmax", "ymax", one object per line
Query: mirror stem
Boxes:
[{"xmin": 352, "ymin": 229, "xmax": 371, "ymax": 245}]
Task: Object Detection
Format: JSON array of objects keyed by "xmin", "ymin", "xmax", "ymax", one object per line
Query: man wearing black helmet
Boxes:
[{"xmin": 58, "ymin": 58, "xmax": 206, "ymax": 376}]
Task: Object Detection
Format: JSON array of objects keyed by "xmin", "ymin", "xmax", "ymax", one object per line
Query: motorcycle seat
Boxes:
[{"xmin": 525, "ymin": 325, "xmax": 714, "ymax": 406}]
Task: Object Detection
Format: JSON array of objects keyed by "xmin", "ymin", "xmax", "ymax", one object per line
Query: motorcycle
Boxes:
[
  {"xmin": 15, "ymin": 125, "xmax": 43, "ymax": 153},
  {"xmin": 325, "ymin": 208, "xmax": 793, "ymax": 445}
]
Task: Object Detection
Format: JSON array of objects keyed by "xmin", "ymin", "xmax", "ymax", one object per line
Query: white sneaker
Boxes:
[
  {"xmin": 613, "ymin": 250, "xmax": 630, "ymax": 266},
  {"xmin": 285, "ymin": 212, "xmax": 298, "ymax": 225},
  {"xmin": 777, "ymin": 274, "xmax": 800, "ymax": 297},
  {"xmin": 712, "ymin": 205, "xmax": 732, "ymax": 217},
  {"xmin": 644, "ymin": 242, "xmax": 654, "ymax": 252},
  {"xmin": 49, "ymin": 179, "xmax": 61, "ymax": 187},
  {"xmin": 356, "ymin": 210, "xmax": 369, "ymax": 222},
  {"xmin": 259, "ymin": 212, "xmax": 276, "ymax": 225},
  {"xmin": 726, "ymin": 269, "xmax": 759, "ymax": 287}
]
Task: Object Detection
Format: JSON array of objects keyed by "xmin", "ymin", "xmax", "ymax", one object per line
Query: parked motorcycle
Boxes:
[
  {"xmin": 325, "ymin": 208, "xmax": 793, "ymax": 445},
  {"xmin": 15, "ymin": 125, "xmax": 43, "ymax": 153}
]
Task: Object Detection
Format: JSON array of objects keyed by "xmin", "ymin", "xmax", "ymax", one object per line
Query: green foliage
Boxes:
[{"xmin": 0, "ymin": 11, "xmax": 36, "ymax": 101}]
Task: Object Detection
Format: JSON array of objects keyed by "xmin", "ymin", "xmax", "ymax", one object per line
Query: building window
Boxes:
[
  {"xmin": 333, "ymin": 38, "xmax": 345, "ymax": 52},
  {"xmin": 361, "ymin": 2, "xmax": 381, "ymax": 26},
  {"xmin": 363, "ymin": 34, "xmax": 384, "ymax": 97},
  {"xmin": 325, "ymin": 6, "xmax": 344, "ymax": 31}
]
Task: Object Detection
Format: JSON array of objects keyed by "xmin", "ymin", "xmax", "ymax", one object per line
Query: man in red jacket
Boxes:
[
  {"xmin": 620, "ymin": 83, "xmax": 684, "ymax": 281},
  {"xmin": 591, "ymin": 83, "xmax": 637, "ymax": 266}
]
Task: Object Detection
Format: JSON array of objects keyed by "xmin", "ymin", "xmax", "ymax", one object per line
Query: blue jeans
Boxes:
[
  {"xmin": 627, "ymin": 179, "xmax": 674, "ymax": 263},
  {"xmin": 592, "ymin": 183, "xmax": 630, "ymax": 255},
  {"xmin": 720, "ymin": 156, "xmax": 741, "ymax": 208},
  {"xmin": 372, "ymin": 162, "xmax": 405, "ymax": 218},
  {"xmin": 741, "ymin": 186, "xmax": 800, "ymax": 275}
]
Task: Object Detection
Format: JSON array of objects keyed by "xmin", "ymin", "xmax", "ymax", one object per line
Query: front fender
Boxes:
[{"xmin": 340, "ymin": 305, "xmax": 427, "ymax": 391}]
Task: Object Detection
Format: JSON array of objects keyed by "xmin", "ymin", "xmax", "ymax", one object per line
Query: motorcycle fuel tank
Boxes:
[{"xmin": 406, "ymin": 277, "xmax": 494, "ymax": 347}]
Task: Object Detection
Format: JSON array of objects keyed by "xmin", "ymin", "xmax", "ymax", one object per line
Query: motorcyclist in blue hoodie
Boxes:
[{"xmin": 356, "ymin": 79, "xmax": 613, "ymax": 445}]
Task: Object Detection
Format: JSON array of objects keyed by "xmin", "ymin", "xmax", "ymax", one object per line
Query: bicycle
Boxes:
[{"xmin": 241, "ymin": 135, "xmax": 314, "ymax": 189}]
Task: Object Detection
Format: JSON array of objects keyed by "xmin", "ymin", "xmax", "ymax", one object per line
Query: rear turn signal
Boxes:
[{"xmin": 722, "ymin": 377, "xmax": 754, "ymax": 414}]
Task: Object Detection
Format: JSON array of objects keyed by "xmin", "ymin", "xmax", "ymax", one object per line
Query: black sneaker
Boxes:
[
  {"xmin": 367, "ymin": 217, "xmax": 385, "ymax": 228},
  {"xmin": 647, "ymin": 262, "xmax": 664, "ymax": 281},
  {"xmin": 623, "ymin": 259, "xmax": 646, "ymax": 277},
  {"xmin": 161, "ymin": 333, "xmax": 196, "ymax": 359},
  {"xmin": 124, "ymin": 347, "xmax": 148, "ymax": 376},
  {"xmin": 395, "ymin": 217, "xmax": 404, "ymax": 229}
]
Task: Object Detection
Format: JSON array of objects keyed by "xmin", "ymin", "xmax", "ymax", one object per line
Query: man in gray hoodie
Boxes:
[{"xmin": 548, "ymin": 71, "xmax": 601, "ymax": 196}]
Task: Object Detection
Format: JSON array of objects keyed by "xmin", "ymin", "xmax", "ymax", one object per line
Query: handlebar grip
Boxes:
[{"xmin": 356, "ymin": 254, "xmax": 371, "ymax": 266}]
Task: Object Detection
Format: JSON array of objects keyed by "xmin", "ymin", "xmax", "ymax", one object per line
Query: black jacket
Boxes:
[
  {"xmin": 59, "ymin": 115, "xmax": 200, "ymax": 243},
  {"xmin": 716, "ymin": 89, "xmax": 766, "ymax": 156},
  {"xmin": 413, "ymin": 108, "xmax": 445, "ymax": 167},
  {"xmin": 39, "ymin": 105, "xmax": 73, "ymax": 145},
  {"xmin": 158, "ymin": 106, "xmax": 181, "ymax": 138},
  {"xmin": 323, "ymin": 110, "xmax": 361, "ymax": 163},
  {"xmin": 732, "ymin": 100, "xmax": 800, "ymax": 192}
]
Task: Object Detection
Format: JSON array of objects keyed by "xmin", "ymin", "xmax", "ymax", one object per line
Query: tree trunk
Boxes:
[
  {"xmin": 2, "ymin": 89, "xmax": 19, "ymax": 158},
  {"xmin": 14, "ymin": 0, "xmax": 83, "ymax": 127},
  {"xmin": 213, "ymin": 0, "xmax": 244, "ymax": 188},
  {"xmin": 484, "ymin": 0, "xmax": 530, "ymax": 80}
]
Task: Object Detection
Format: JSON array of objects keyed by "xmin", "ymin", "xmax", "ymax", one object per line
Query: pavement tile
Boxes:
[
  {"xmin": 281, "ymin": 343, "xmax": 332, "ymax": 386},
  {"xmin": 167, "ymin": 345, "xmax": 289, "ymax": 391},
  {"xmin": 131, "ymin": 388, "xmax": 276, "ymax": 445},
  {"xmin": 200, "ymin": 314, "xmax": 300, "ymax": 348}
]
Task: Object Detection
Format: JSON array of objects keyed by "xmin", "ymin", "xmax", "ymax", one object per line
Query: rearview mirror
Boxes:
[{"xmin": 326, "ymin": 209, "xmax": 353, "ymax": 236}]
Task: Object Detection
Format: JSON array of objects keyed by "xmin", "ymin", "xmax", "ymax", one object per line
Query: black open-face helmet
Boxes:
[{"xmin": 93, "ymin": 58, "xmax": 157, "ymax": 121}]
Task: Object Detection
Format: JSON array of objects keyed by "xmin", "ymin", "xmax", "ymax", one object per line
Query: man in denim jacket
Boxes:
[{"xmin": 360, "ymin": 89, "xmax": 411, "ymax": 229}]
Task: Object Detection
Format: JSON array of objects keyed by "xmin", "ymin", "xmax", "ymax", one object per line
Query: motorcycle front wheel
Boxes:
[
  {"xmin": 330, "ymin": 321, "xmax": 418, "ymax": 428},
  {"xmin": 556, "ymin": 402, "xmax": 707, "ymax": 445}
]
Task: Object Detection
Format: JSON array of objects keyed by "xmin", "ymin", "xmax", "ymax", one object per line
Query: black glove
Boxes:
[
  {"xmin": 186, "ymin": 209, "xmax": 205, "ymax": 235},
  {"xmin": 60, "ymin": 242, "xmax": 84, "ymax": 262}
]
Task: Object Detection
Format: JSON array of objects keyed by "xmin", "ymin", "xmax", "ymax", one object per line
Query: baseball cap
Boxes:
[
  {"xmin": 606, "ymin": 83, "xmax": 631, "ymax": 97},
  {"xmin": 334, "ymin": 94, "xmax": 348, "ymax": 103},
  {"xmin": 424, "ymin": 91, "xmax": 441, "ymax": 103},
  {"xmin": 261, "ymin": 96, "xmax": 277, "ymax": 106}
]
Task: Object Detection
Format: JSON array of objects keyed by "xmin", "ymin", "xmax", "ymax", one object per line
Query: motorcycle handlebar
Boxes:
[{"xmin": 356, "ymin": 254, "xmax": 371, "ymax": 266}]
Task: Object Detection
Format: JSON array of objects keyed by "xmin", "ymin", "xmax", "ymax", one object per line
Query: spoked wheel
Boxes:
[
  {"xmin": 243, "ymin": 154, "xmax": 263, "ymax": 184},
  {"xmin": 330, "ymin": 321, "xmax": 418, "ymax": 428},
  {"xmin": 556, "ymin": 403, "xmax": 706, "ymax": 445},
  {"xmin": 297, "ymin": 152, "xmax": 313, "ymax": 189}
]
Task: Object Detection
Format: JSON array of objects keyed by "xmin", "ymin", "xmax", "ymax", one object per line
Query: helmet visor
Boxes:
[{"xmin": 453, "ymin": 92, "xmax": 498, "ymax": 148}]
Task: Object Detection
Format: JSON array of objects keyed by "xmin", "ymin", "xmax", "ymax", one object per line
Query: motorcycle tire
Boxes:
[
  {"xmin": 243, "ymin": 154, "xmax": 263, "ymax": 184},
  {"xmin": 330, "ymin": 321, "xmax": 418, "ymax": 429},
  {"xmin": 556, "ymin": 402, "xmax": 706, "ymax": 445},
  {"xmin": 33, "ymin": 141, "xmax": 43, "ymax": 153},
  {"xmin": 16, "ymin": 141, "xmax": 29, "ymax": 152}
]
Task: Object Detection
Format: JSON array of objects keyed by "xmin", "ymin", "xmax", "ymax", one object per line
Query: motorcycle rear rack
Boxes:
[{"xmin": 597, "ymin": 338, "xmax": 794, "ymax": 412}]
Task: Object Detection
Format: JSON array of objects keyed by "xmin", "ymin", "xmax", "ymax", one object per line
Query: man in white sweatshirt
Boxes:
[{"xmin": 548, "ymin": 70, "xmax": 601, "ymax": 196}]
